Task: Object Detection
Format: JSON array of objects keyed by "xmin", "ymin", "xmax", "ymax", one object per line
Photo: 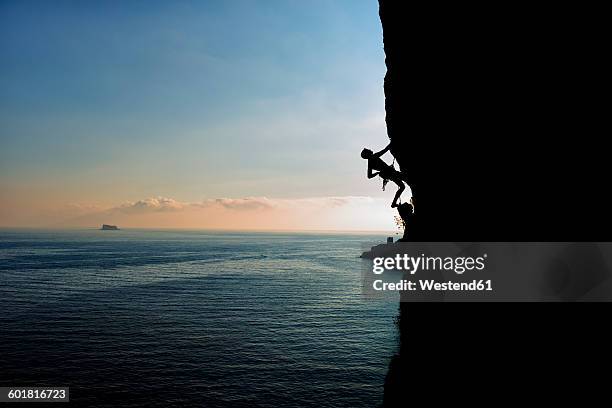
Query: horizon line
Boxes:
[{"xmin": 0, "ymin": 226, "xmax": 399, "ymax": 235}]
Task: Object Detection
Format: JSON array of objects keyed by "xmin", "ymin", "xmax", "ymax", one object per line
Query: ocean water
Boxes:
[{"xmin": 0, "ymin": 229, "xmax": 400, "ymax": 407}]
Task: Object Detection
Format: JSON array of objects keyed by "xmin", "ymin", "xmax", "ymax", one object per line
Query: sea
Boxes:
[{"xmin": 0, "ymin": 229, "xmax": 400, "ymax": 407}]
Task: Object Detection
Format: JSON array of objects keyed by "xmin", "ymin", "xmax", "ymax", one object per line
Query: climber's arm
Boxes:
[{"xmin": 373, "ymin": 143, "xmax": 391, "ymax": 158}]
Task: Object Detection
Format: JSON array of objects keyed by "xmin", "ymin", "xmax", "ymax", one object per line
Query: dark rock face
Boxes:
[
  {"xmin": 379, "ymin": 2, "xmax": 609, "ymax": 242},
  {"xmin": 377, "ymin": 2, "xmax": 608, "ymax": 406}
]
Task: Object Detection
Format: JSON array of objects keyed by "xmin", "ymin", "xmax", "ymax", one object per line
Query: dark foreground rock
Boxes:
[{"xmin": 376, "ymin": 1, "xmax": 609, "ymax": 406}]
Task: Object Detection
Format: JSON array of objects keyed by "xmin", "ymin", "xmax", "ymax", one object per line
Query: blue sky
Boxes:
[{"xmin": 0, "ymin": 0, "xmax": 396, "ymax": 229}]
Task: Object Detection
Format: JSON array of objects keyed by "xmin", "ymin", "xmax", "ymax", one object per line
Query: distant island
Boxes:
[{"xmin": 100, "ymin": 224, "xmax": 119, "ymax": 230}]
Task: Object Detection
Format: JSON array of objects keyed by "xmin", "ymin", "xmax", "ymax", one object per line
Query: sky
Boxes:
[{"xmin": 0, "ymin": 0, "xmax": 402, "ymax": 231}]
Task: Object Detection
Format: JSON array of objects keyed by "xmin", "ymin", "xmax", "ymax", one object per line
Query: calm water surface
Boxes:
[{"xmin": 0, "ymin": 229, "xmax": 399, "ymax": 407}]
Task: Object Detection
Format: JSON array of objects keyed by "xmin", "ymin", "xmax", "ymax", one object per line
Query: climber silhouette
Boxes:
[{"xmin": 361, "ymin": 143, "xmax": 413, "ymax": 208}]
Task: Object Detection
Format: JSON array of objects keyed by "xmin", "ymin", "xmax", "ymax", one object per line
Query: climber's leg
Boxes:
[
  {"xmin": 399, "ymin": 172, "xmax": 415, "ymax": 207},
  {"xmin": 391, "ymin": 179, "xmax": 405, "ymax": 208}
]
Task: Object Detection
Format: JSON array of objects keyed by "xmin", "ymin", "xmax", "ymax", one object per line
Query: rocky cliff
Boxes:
[
  {"xmin": 377, "ymin": 2, "xmax": 609, "ymax": 406},
  {"xmin": 380, "ymin": 2, "xmax": 609, "ymax": 242}
]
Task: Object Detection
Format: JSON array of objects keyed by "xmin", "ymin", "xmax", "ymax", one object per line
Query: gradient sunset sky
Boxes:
[{"xmin": 0, "ymin": 0, "xmax": 403, "ymax": 231}]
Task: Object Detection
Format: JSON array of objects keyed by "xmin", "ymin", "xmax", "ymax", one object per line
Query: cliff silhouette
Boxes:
[
  {"xmin": 379, "ymin": 2, "xmax": 609, "ymax": 242},
  {"xmin": 377, "ymin": 2, "xmax": 609, "ymax": 406}
]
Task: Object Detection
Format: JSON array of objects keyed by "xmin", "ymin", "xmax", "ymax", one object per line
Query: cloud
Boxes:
[
  {"xmin": 64, "ymin": 203, "xmax": 106, "ymax": 213},
  {"xmin": 29, "ymin": 195, "xmax": 397, "ymax": 231},
  {"xmin": 115, "ymin": 197, "xmax": 186, "ymax": 213},
  {"xmin": 108, "ymin": 195, "xmax": 376, "ymax": 214},
  {"xmin": 204, "ymin": 197, "xmax": 276, "ymax": 211}
]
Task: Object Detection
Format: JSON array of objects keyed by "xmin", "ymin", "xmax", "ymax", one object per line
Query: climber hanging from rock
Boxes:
[{"xmin": 361, "ymin": 143, "xmax": 413, "ymax": 208}]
